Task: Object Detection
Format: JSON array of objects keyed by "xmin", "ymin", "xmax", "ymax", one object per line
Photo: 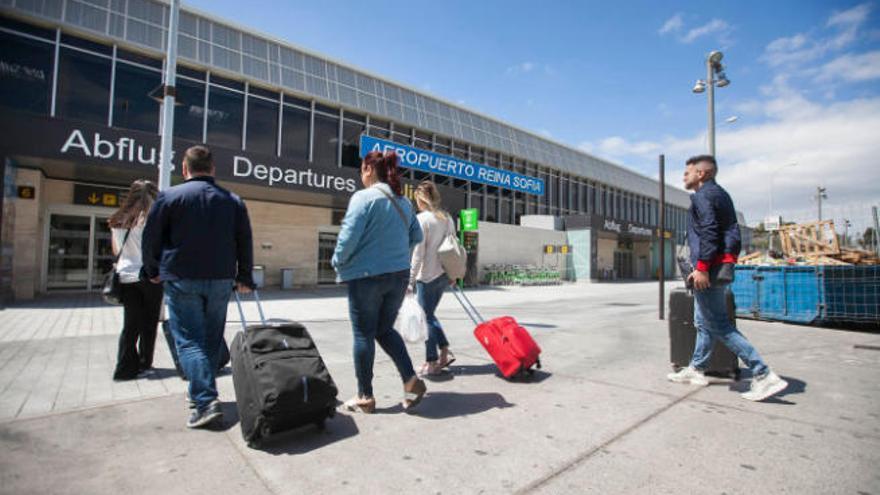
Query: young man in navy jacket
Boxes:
[
  {"xmin": 668, "ymin": 155, "xmax": 787, "ymax": 402},
  {"xmin": 142, "ymin": 145, "xmax": 254, "ymax": 428}
]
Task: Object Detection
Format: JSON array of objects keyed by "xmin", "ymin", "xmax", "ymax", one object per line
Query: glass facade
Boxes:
[
  {"xmin": 0, "ymin": 15, "xmax": 692, "ymax": 240},
  {"xmin": 0, "ymin": 29, "xmax": 54, "ymax": 115}
]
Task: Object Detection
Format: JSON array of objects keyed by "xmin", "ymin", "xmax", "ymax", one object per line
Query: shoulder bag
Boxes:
[
  {"xmin": 437, "ymin": 214, "xmax": 467, "ymax": 281},
  {"xmin": 102, "ymin": 229, "xmax": 131, "ymax": 305}
]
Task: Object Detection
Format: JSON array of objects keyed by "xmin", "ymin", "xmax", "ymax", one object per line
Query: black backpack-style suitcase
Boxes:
[
  {"xmin": 668, "ymin": 287, "xmax": 740, "ymax": 379},
  {"xmin": 231, "ymin": 291, "xmax": 338, "ymax": 448}
]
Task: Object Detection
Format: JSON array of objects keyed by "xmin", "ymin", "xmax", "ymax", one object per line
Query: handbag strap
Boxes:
[
  {"xmin": 114, "ymin": 229, "xmax": 132, "ymax": 265},
  {"xmin": 377, "ymin": 186, "xmax": 409, "ymax": 228}
]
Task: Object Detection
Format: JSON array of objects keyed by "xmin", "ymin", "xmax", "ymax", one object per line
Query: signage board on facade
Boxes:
[
  {"xmin": 73, "ymin": 184, "xmax": 124, "ymax": 207},
  {"xmin": 16, "ymin": 186, "xmax": 35, "ymax": 199},
  {"xmin": 460, "ymin": 208, "xmax": 479, "ymax": 231},
  {"xmin": 0, "ymin": 113, "xmax": 361, "ymax": 199},
  {"xmin": 359, "ymin": 135, "xmax": 545, "ymax": 196}
]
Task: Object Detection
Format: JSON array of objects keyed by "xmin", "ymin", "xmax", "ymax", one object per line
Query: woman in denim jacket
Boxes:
[{"xmin": 332, "ymin": 151, "xmax": 427, "ymax": 413}]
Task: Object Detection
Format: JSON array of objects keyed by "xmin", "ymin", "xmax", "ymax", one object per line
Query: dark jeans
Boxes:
[
  {"xmin": 347, "ymin": 270, "xmax": 416, "ymax": 397},
  {"xmin": 164, "ymin": 279, "xmax": 233, "ymax": 411},
  {"xmin": 417, "ymin": 275, "xmax": 450, "ymax": 362},
  {"xmin": 114, "ymin": 280, "xmax": 163, "ymax": 380}
]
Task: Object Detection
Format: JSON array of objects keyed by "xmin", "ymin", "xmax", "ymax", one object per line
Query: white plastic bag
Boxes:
[{"xmin": 396, "ymin": 294, "xmax": 428, "ymax": 343}]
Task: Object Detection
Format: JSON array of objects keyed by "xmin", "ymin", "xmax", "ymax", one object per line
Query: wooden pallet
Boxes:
[{"xmin": 779, "ymin": 220, "xmax": 840, "ymax": 257}]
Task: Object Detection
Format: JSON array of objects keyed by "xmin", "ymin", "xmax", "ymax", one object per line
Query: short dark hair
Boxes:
[
  {"xmin": 686, "ymin": 154, "xmax": 717, "ymax": 168},
  {"xmin": 184, "ymin": 145, "xmax": 213, "ymax": 174}
]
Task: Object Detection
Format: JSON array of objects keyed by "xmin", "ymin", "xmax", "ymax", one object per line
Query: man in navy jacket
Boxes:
[
  {"xmin": 143, "ymin": 145, "xmax": 254, "ymax": 428},
  {"xmin": 668, "ymin": 155, "xmax": 787, "ymax": 402}
]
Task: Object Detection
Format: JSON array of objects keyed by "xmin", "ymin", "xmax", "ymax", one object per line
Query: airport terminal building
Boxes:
[{"xmin": 0, "ymin": 0, "xmax": 692, "ymax": 300}]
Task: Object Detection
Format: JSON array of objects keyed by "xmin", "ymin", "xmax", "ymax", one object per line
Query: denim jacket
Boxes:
[
  {"xmin": 687, "ymin": 179, "xmax": 742, "ymax": 272},
  {"xmin": 332, "ymin": 182, "xmax": 423, "ymax": 282}
]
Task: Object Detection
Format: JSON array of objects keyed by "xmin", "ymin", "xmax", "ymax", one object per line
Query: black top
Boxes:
[{"xmin": 142, "ymin": 176, "xmax": 254, "ymax": 287}]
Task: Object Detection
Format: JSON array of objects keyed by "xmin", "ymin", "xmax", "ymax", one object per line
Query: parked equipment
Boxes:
[
  {"xmin": 668, "ymin": 288, "xmax": 739, "ymax": 379},
  {"xmin": 452, "ymin": 286, "xmax": 542, "ymax": 379},
  {"xmin": 231, "ymin": 291, "xmax": 338, "ymax": 448}
]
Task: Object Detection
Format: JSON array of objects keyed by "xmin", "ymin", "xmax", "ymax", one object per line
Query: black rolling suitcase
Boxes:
[
  {"xmin": 669, "ymin": 288, "xmax": 740, "ymax": 379},
  {"xmin": 231, "ymin": 291, "xmax": 338, "ymax": 448}
]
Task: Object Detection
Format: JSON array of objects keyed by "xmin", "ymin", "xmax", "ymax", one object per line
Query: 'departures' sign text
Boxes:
[{"xmin": 360, "ymin": 135, "xmax": 544, "ymax": 196}]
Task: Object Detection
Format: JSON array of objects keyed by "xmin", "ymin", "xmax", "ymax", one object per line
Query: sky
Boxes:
[{"xmin": 186, "ymin": 0, "xmax": 880, "ymax": 234}]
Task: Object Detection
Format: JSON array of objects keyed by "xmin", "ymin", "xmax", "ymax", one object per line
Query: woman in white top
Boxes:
[
  {"xmin": 410, "ymin": 181, "xmax": 456, "ymax": 376},
  {"xmin": 109, "ymin": 180, "xmax": 160, "ymax": 381}
]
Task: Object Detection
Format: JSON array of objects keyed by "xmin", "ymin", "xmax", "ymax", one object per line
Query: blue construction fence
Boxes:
[{"xmin": 730, "ymin": 266, "xmax": 880, "ymax": 325}]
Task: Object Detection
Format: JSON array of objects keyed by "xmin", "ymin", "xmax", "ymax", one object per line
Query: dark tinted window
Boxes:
[
  {"xmin": 207, "ymin": 86, "xmax": 243, "ymax": 149},
  {"xmin": 246, "ymin": 96, "xmax": 278, "ymax": 156},
  {"xmin": 0, "ymin": 31, "xmax": 53, "ymax": 115},
  {"xmin": 342, "ymin": 119, "xmax": 365, "ymax": 168},
  {"xmin": 112, "ymin": 62, "xmax": 161, "ymax": 133},
  {"xmin": 174, "ymin": 77, "xmax": 206, "ymax": 142},
  {"xmin": 281, "ymin": 105, "xmax": 309, "ymax": 160},
  {"xmin": 56, "ymin": 48, "xmax": 111, "ymax": 124},
  {"xmin": 313, "ymin": 113, "xmax": 338, "ymax": 167}
]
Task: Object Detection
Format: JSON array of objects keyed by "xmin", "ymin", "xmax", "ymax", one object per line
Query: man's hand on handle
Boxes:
[
  {"xmin": 688, "ymin": 270, "xmax": 711, "ymax": 291},
  {"xmin": 236, "ymin": 282, "xmax": 253, "ymax": 294}
]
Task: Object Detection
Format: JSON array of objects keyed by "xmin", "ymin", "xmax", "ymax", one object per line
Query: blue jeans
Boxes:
[
  {"xmin": 164, "ymin": 279, "xmax": 233, "ymax": 411},
  {"xmin": 691, "ymin": 285, "xmax": 769, "ymax": 377},
  {"xmin": 417, "ymin": 275, "xmax": 450, "ymax": 362},
  {"xmin": 347, "ymin": 270, "xmax": 416, "ymax": 397}
]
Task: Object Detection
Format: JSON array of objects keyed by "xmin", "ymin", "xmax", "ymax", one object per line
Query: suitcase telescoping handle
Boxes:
[
  {"xmin": 233, "ymin": 288, "xmax": 266, "ymax": 332},
  {"xmin": 451, "ymin": 285, "xmax": 485, "ymax": 325}
]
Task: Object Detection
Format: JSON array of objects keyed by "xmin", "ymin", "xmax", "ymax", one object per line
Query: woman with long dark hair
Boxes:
[
  {"xmin": 410, "ymin": 180, "xmax": 456, "ymax": 376},
  {"xmin": 332, "ymin": 151, "xmax": 427, "ymax": 413},
  {"xmin": 109, "ymin": 179, "xmax": 161, "ymax": 380}
]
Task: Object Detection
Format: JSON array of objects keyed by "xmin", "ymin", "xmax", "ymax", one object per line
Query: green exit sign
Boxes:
[{"xmin": 460, "ymin": 208, "xmax": 479, "ymax": 231}]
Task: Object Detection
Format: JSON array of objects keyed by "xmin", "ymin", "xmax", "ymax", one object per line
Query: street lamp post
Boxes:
[
  {"xmin": 692, "ymin": 51, "xmax": 730, "ymax": 157},
  {"xmin": 157, "ymin": 0, "xmax": 181, "ymax": 191}
]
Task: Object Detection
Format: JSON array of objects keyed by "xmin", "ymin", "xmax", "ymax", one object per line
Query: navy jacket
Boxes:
[
  {"xmin": 142, "ymin": 176, "xmax": 254, "ymax": 286},
  {"xmin": 687, "ymin": 179, "xmax": 741, "ymax": 272}
]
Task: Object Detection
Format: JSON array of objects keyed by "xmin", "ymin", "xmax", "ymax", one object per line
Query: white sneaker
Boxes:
[
  {"xmin": 741, "ymin": 371, "xmax": 788, "ymax": 401},
  {"xmin": 666, "ymin": 366, "xmax": 709, "ymax": 386}
]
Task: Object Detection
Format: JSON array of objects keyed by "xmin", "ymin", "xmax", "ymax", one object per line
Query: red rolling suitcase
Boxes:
[{"xmin": 452, "ymin": 286, "xmax": 542, "ymax": 378}]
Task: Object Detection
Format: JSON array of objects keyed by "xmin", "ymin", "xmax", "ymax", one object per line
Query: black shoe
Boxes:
[{"xmin": 187, "ymin": 400, "xmax": 223, "ymax": 429}]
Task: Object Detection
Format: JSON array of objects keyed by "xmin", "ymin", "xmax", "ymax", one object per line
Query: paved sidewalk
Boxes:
[{"xmin": 0, "ymin": 282, "xmax": 878, "ymax": 494}]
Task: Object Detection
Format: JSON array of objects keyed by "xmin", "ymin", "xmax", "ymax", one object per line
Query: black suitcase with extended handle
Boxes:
[
  {"xmin": 231, "ymin": 291, "xmax": 338, "ymax": 448},
  {"xmin": 669, "ymin": 287, "xmax": 740, "ymax": 379}
]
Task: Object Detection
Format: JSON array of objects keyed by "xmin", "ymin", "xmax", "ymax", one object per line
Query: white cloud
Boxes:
[
  {"xmin": 762, "ymin": 2, "xmax": 872, "ymax": 67},
  {"xmin": 815, "ymin": 50, "xmax": 880, "ymax": 83},
  {"xmin": 827, "ymin": 2, "xmax": 872, "ymax": 29},
  {"xmin": 506, "ymin": 62, "xmax": 536, "ymax": 75},
  {"xmin": 659, "ymin": 13, "xmax": 683, "ymax": 35},
  {"xmin": 681, "ymin": 19, "xmax": 730, "ymax": 44},
  {"xmin": 579, "ymin": 94, "xmax": 880, "ymax": 227}
]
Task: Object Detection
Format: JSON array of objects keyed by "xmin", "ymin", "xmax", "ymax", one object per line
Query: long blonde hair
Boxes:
[{"xmin": 414, "ymin": 180, "xmax": 447, "ymax": 221}]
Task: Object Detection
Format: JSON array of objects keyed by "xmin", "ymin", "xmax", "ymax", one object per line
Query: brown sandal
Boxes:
[{"xmin": 402, "ymin": 378, "xmax": 427, "ymax": 411}]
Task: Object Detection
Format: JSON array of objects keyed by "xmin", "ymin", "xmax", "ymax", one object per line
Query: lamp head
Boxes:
[{"xmin": 708, "ymin": 51, "xmax": 723, "ymax": 64}]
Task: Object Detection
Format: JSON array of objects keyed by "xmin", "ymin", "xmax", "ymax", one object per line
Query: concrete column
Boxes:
[{"xmin": 12, "ymin": 169, "xmax": 43, "ymax": 300}]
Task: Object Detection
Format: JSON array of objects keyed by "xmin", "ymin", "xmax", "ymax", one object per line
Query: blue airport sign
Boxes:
[{"xmin": 359, "ymin": 135, "xmax": 545, "ymax": 196}]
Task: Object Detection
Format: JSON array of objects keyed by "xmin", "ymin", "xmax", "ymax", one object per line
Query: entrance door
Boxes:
[
  {"xmin": 45, "ymin": 212, "xmax": 112, "ymax": 291},
  {"xmin": 317, "ymin": 232, "xmax": 338, "ymax": 284}
]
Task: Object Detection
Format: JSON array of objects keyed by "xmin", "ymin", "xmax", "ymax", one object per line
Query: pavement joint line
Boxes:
[
  {"xmin": 687, "ymin": 397, "xmax": 880, "ymax": 442},
  {"xmin": 223, "ymin": 427, "xmax": 278, "ymax": 495},
  {"xmin": 0, "ymin": 388, "xmax": 176, "ymax": 426},
  {"xmin": 513, "ymin": 387, "xmax": 704, "ymax": 494}
]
